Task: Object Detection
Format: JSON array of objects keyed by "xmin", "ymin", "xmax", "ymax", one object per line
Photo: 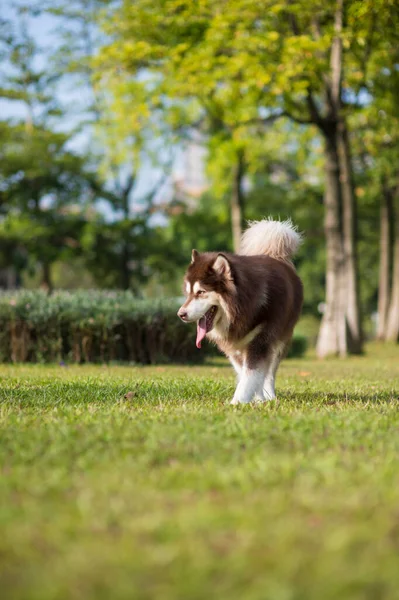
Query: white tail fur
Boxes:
[{"xmin": 239, "ymin": 218, "xmax": 302, "ymax": 262}]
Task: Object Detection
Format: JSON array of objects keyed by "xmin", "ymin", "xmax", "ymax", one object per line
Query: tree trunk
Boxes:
[
  {"xmin": 385, "ymin": 183, "xmax": 399, "ymax": 342},
  {"xmin": 120, "ymin": 176, "xmax": 134, "ymax": 290},
  {"xmin": 377, "ymin": 184, "xmax": 392, "ymax": 340},
  {"xmin": 317, "ymin": 0, "xmax": 361, "ymax": 358},
  {"xmin": 121, "ymin": 241, "xmax": 130, "ymax": 290},
  {"xmin": 231, "ymin": 150, "xmax": 245, "ymax": 253},
  {"xmin": 41, "ymin": 262, "xmax": 52, "ymax": 293},
  {"xmin": 337, "ymin": 117, "xmax": 363, "ymax": 352},
  {"xmin": 316, "ymin": 132, "xmax": 348, "ymax": 358}
]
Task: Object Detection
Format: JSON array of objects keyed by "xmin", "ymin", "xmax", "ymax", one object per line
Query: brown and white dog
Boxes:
[{"xmin": 177, "ymin": 219, "xmax": 303, "ymax": 404}]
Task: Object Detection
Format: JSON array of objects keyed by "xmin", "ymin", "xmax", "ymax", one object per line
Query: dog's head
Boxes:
[{"xmin": 177, "ymin": 250, "xmax": 235, "ymax": 348}]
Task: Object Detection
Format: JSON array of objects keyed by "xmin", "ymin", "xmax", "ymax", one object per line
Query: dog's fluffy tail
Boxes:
[{"xmin": 239, "ymin": 218, "xmax": 302, "ymax": 262}]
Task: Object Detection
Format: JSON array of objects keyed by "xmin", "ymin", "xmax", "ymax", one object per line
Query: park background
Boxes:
[
  {"xmin": 0, "ymin": 0, "xmax": 398, "ymax": 361},
  {"xmin": 1, "ymin": 2, "xmax": 399, "ymax": 600}
]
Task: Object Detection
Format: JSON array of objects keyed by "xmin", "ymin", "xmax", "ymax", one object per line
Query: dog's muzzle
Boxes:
[{"xmin": 177, "ymin": 308, "xmax": 188, "ymax": 321}]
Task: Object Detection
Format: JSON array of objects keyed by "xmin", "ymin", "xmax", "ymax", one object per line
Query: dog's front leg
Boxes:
[
  {"xmin": 230, "ymin": 367, "xmax": 265, "ymax": 405},
  {"xmin": 229, "ymin": 353, "xmax": 243, "ymax": 381}
]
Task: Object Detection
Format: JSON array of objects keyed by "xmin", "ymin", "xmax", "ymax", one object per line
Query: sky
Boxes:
[{"xmin": 1, "ymin": 0, "xmax": 57, "ymax": 120}]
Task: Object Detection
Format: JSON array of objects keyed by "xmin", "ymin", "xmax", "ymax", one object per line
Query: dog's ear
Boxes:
[
  {"xmin": 191, "ymin": 249, "xmax": 199, "ymax": 264},
  {"xmin": 212, "ymin": 253, "xmax": 231, "ymax": 278}
]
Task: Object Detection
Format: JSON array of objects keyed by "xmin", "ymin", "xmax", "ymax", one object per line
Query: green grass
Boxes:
[{"xmin": 1, "ymin": 345, "xmax": 399, "ymax": 600}]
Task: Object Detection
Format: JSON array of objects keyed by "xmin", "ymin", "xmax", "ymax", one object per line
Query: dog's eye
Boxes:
[{"xmin": 197, "ymin": 290, "xmax": 205, "ymax": 296}]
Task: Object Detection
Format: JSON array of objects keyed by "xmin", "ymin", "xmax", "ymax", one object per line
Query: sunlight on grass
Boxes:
[{"xmin": 0, "ymin": 346, "xmax": 399, "ymax": 599}]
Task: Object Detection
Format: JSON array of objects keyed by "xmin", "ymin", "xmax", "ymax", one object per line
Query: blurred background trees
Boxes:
[{"xmin": 0, "ymin": 0, "xmax": 398, "ymax": 356}]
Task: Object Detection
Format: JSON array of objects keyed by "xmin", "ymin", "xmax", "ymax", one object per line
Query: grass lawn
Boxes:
[{"xmin": 1, "ymin": 346, "xmax": 399, "ymax": 600}]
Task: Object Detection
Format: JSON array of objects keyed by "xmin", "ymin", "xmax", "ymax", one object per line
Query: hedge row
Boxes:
[{"xmin": 0, "ymin": 291, "xmax": 306, "ymax": 364}]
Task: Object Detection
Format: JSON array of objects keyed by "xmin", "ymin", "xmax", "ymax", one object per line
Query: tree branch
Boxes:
[
  {"xmin": 236, "ymin": 110, "xmax": 288, "ymax": 127},
  {"xmin": 306, "ymin": 89, "xmax": 324, "ymax": 126},
  {"xmin": 289, "ymin": 11, "xmax": 301, "ymax": 36},
  {"xmin": 288, "ymin": 9, "xmax": 326, "ymax": 128},
  {"xmin": 122, "ymin": 173, "xmax": 136, "ymax": 199},
  {"xmin": 329, "ymin": 0, "xmax": 344, "ymax": 114}
]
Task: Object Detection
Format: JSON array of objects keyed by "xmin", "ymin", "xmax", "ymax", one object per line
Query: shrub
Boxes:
[
  {"xmin": 287, "ymin": 334, "xmax": 307, "ymax": 359},
  {"xmin": 0, "ymin": 291, "xmax": 306, "ymax": 364}
]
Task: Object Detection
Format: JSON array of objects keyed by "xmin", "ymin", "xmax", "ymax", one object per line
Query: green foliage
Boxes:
[
  {"xmin": 97, "ymin": 0, "xmax": 395, "ymax": 134},
  {"xmin": 0, "ymin": 19, "xmax": 103, "ymax": 288},
  {"xmin": 80, "ymin": 217, "xmax": 155, "ymax": 291},
  {"xmin": 1, "ymin": 350, "xmax": 399, "ymax": 599},
  {"xmin": 0, "ymin": 123, "xmax": 94, "ymax": 210},
  {"xmin": 295, "ymin": 314, "xmax": 321, "ymax": 347},
  {"xmin": 0, "ymin": 290, "xmax": 204, "ymax": 364}
]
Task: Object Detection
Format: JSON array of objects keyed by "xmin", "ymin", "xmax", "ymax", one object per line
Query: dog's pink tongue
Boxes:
[{"xmin": 196, "ymin": 316, "xmax": 207, "ymax": 349}]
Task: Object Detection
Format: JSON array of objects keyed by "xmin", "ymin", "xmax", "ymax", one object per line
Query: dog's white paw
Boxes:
[{"xmin": 230, "ymin": 397, "xmax": 252, "ymax": 405}]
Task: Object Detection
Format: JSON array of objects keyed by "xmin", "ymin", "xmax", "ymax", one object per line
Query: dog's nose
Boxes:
[{"xmin": 178, "ymin": 309, "xmax": 188, "ymax": 321}]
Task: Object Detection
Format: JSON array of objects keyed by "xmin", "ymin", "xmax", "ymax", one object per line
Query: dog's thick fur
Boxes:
[{"xmin": 178, "ymin": 219, "xmax": 303, "ymax": 404}]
